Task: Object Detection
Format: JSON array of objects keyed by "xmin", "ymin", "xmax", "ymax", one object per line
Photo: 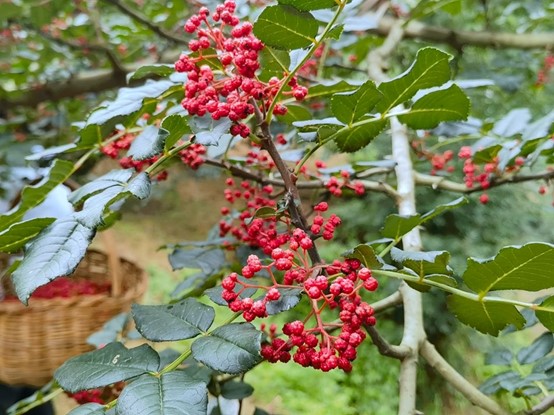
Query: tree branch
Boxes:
[
  {"xmin": 100, "ymin": 0, "xmax": 188, "ymax": 45},
  {"xmin": 373, "ymin": 15, "xmax": 554, "ymax": 50},
  {"xmin": 365, "ymin": 324, "xmax": 410, "ymax": 359},
  {"xmin": 525, "ymin": 395, "xmax": 554, "ymax": 415},
  {"xmin": 420, "ymin": 341, "xmax": 509, "ymax": 415}
]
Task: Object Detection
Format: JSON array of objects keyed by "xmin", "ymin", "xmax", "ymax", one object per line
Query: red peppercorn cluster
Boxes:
[
  {"xmin": 536, "ymin": 53, "xmax": 554, "ymax": 87},
  {"xmin": 411, "ymin": 140, "xmax": 455, "ymax": 175},
  {"xmin": 101, "ymin": 130, "xmax": 207, "ymax": 178},
  {"xmin": 219, "ymin": 201, "xmax": 378, "ymax": 372},
  {"xmin": 219, "ymin": 178, "xmax": 286, "ymax": 254},
  {"xmin": 2, "ymin": 277, "xmax": 110, "ymax": 301},
  {"xmin": 67, "ymin": 382, "xmax": 124, "ymax": 405},
  {"xmin": 174, "ymin": 1, "xmax": 308, "ymax": 138},
  {"xmin": 324, "ymin": 170, "xmax": 365, "ymax": 197}
]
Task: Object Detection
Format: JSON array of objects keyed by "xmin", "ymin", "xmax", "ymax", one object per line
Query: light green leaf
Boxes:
[
  {"xmin": 162, "ymin": 114, "xmax": 192, "ymax": 151},
  {"xmin": 536, "ymin": 296, "xmax": 554, "ymax": 331},
  {"xmin": 447, "ymin": 296, "xmax": 526, "ymax": 336},
  {"xmin": 0, "ymin": 160, "xmax": 74, "ymax": 232},
  {"xmin": 55, "ymin": 343, "xmax": 160, "ymax": 393},
  {"xmin": 0, "ymin": 218, "xmax": 56, "ymax": 253},
  {"xmin": 331, "ymin": 81, "xmax": 383, "ymax": 125},
  {"xmin": 381, "ymin": 214, "xmax": 422, "ymax": 240},
  {"xmin": 376, "ymin": 48, "xmax": 452, "ymax": 114},
  {"xmin": 116, "ymin": 372, "xmax": 207, "ymax": 415},
  {"xmin": 397, "ymin": 84, "xmax": 470, "ymax": 129},
  {"xmin": 462, "ymin": 243, "xmax": 554, "ymax": 295},
  {"xmin": 127, "ymin": 64, "xmax": 174, "ymax": 81},
  {"xmin": 278, "ymin": 0, "xmax": 337, "ymax": 11},
  {"xmin": 254, "ymin": 5, "xmax": 319, "ymax": 50},
  {"xmin": 334, "ymin": 119, "xmax": 387, "ymax": 152}
]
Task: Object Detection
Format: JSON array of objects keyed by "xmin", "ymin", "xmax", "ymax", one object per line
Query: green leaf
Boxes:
[
  {"xmin": 86, "ymin": 80, "xmax": 174, "ymax": 127},
  {"xmin": 480, "ymin": 371, "xmax": 521, "ymax": 395},
  {"xmin": 68, "ymin": 403, "xmax": 106, "ymax": 415},
  {"xmin": 447, "ymin": 296, "xmax": 525, "ymax": 336},
  {"xmin": 420, "ymin": 197, "xmax": 468, "ymax": 222},
  {"xmin": 308, "ymin": 81, "xmax": 358, "ymax": 99},
  {"xmin": 169, "ymin": 248, "xmax": 226, "ymax": 274},
  {"xmin": 376, "ymin": 48, "xmax": 452, "ymax": 114},
  {"xmin": 391, "ymin": 248, "xmax": 451, "ymax": 278},
  {"xmin": 128, "ymin": 125, "xmax": 167, "ymax": 160},
  {"xmin": 334, "ymin": 119, "xmax": 387, "ymax": 152},
  {"xmin": 472, "ymin": 144, "xmax": 502, "ymax": 164},
  {"xmin": 277, "ymin": 0, "xmax": 337, "ymax": 11},
  {"xmin": 425, "ymin": 274, "xmax": 457, "ymax": 287},
  {"xmin": 410, "ymin": 0, "xmax": 462, "ymax": 19},
  {"xmin": 254, "ymin": 5, "xmax": 318, "ymax": 50},
  {"xmin": 191, "ymin": 323, "xmax": 262, "ymax": 374},
  {"xmin": 381, "ymin": 214, "xmax": 421, "ymax": 240},
  {"xmin": 343, "ymin": 244, "xmax": 384, "ymax": 269},
  {"xmin": 258, "ymin": 47, "xmax": 291, "ymax": 81},
  {"xmin": 69, "ymin": 170, "xmax": 134, "ymax": 205},
  {"xmin": 55, "ymin": 343, "xmax": 160, "ymax": 393},
  {"xmin": 12, "ymin": 217, "xmax": 96, "ymax": 304},
  {"xmin": 485, "ymin": 348, "xmax": 513, "ymax": 366},
  {"xmin": 162, "ymin": 115, "xmax": 192, "ymax": 151},
  {"xmin": 190, "ymin": 116, "xmax": 232, "ymax": 146},
  {"xmin": 265, "ymin": 288, "xmax": 302, "ymax": 315},
  {"xmin": 517, "ymin": 333, "xmax": 554, "ymax": 365},
  {"xmin": 536, "ymin": 296, "xmax": 554, "ymax": 331},
  {"xmin": 397, "ymin": 85, "xmax": 470, "ymax": 129},
  {"xmin": 276, "ymin": 105, "xmax": 312, "ymax": 124},
  {"xmin": 462, "ymin": 243, "xmax": 554, "ymax": 295},
  {"xmin": 117, "ymin": 372, "xmax": 208, "ymax": 415},
  {"xmin": 132, "ymin": 299, "xmax": 215, "ymax": 342},
  {"xmin": 331, "ymin": 81, "xmax": 383, "ymax": 125},
  {"xmin": 127, "ymin": 64, "xmax": 174, "ymax": 81},
  {"xmin": 0, "ymin": 159, "xmax": 74, "ymax": 231},
  {"xmin": 220, "ymin": 381, "xmax": 254, "ymax": 400},
  {"xmin": 204, "ymin": 280, "xmax": 257, "ymax": 307},
  {"xmin": 0, "ymin": 218, "xmax": 56, "ymax": 253}
]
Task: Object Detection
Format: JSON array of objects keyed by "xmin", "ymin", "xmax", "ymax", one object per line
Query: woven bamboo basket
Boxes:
[{"xmin": 0, "ymin": 233, "xmax": 147, "ymax": 387}]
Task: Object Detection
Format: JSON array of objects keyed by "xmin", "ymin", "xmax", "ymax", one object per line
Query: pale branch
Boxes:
[
  {"xmin": 100, "ymin": 0, "xmax": 188, "ymax": 45},
  {"xmin": 371, "ymin": 290, "xmax": 403, "ymax": 313},
  {"xmin": 420, "ymin": 341, "xmax": 510, "ymax": 415},
  {"xmin": 373, "ymin": 15, "xmax": 554, "ymax": 50},
  {"xmin": 414, "ymin": 170, "xmax": 554, "ymax": 194},
  {"xmin": 365, "ymin": 325, "xmax": 410, "ymax": 359},
  {"xmin": 525, "ymin": 395, "xmax": 554, "ymax": 415}
]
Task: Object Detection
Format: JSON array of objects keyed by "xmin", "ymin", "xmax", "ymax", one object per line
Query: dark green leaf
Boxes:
[
  {"xmin": 162, "ymin": 115, "xmax": 192, "ymax": 151},
  {"xmin": 425, "ymin": 274, "xmax": 457, "ymax": 287},
  {"xmin": 0, "ymin": 218, "xmax": 56, "ymax": 253},
  {"xmin": 266, "ymin": 288, "xmax": 302, "ymax": 315},
  {"xmin": 517, "ymin": 333, "xmax": 554, "ymax": 365},
  {"xmin": 12, "ymin": 217, "xmax": 96, "ymax": 304},
  {"xmin": 485, "ymin": 348, "xmax": 513, "ymax": 366},
  {"xmin": 87, "ymin": 313, "xmax": 129, "ymax": 348},
  {"xmin": 334, "ymin": 119, "xmax": 387, "ymax": 152},
  {"xmin": 116, "ymin": 372, "xmax": 208, "ymax": 415},
  {"xmin": 447, "ymin": 296, "xmax": 526, "ymax": 336},
  {"xmin": 479, "ymin": 370, "xmax": 520, "ymax": 395},
  {"xmin": 258, "ymin": 47, "xmax": 291, "ymax": 81},
  {"xmin": 277, "ymin": 0, "xmax": 337, "ymax": 11},
  {"xmin": 420, "ymin": 197, "xmax": 468, "ymax": 222},
  {"xmin": 190, "ymin": 116, "xmax": 232, "ymax": 146},
  {"xmin": 0, "ymin": 159, "xmax": 74, "ymax": 231},
  {"xmin": 381, "ymin": 214, "xmax": 421, "ymax": 240},
  {"xmin": 128, "ymin": 125, "xmax": 167, "ymax": 160},
  {"xmin": 169, "ymin": 248, "xmax": 226, "ymax": 274},
  {"xmin": 191, "ymin": 323, "xmax": 262, "ymax": 374},
  {"xmin": 276, "ymin": 105, "xmax": 312, "ymax": 124},
  {"xmin": 472, "ymin": 144, "xmax": 502, "ymax": 164},
  {"xmin": 220, "ymin": 381, "xmax": 254, "ymax": 400},
  {"xmin": 132, "ymin": 299, "xmax": 215, "ymax": 342},
  {"xmin": 537, "ymin": 296, "xmax": 554, "ymax": 331},
  {"xmin": 343, "ymin": 244, "xmax": 384, "ymax": 269},
  {"xmin": 128, "ymin": 64, "xmax": 174, "ymax": 81},
  {"xmin": 25, "ymin": 144, "xmax": 77, "ymax": 161},
  {"xmin": 397, "ymin": 85, "xmax": 470, "ymax": 129},
  {"xmin": 55, "ymin": 343, "xmax": 160, "ymax": 393},
  {"xmin": 331, "ymin": 81, "xmax": 382, "ymax": 125},
  {"xmin": 68, "ymin": 403, "xmax": 106, "ymax": 415},
  {"xmin": 253, "ymin": 409, "xmax": 270, "ymax": 415},
  {"xmin": 391, "ymin": 248, "xmax": 451, "ymax": 278},
  {"xmin": 254, "ymin": 5, "xmax": 318, "ymax": 50},
  {"xmin": 308, "ymin": 81, "xmax": 358, "ymax": 99},
  {"xmin": 462, "ymin": 243, "xmax": 554, "ymax": 295},
  {"xmin": 532, "ymin": 356, "xmax": 554, "ymax": 374},
  {"xmin": 376, "ymin": 48, "xmax": 452, "ymax": 114},
  {"xmin": 204, "ymin": 280, "xmax": 257, "ymax": 307}
]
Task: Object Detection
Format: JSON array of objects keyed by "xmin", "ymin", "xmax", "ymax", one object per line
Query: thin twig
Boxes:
[
  {"xmin": 100, "ymin": 0, "xmax": 188, "ymax": 45},
  {"xmin": 420, "ymin": 341, "xmax": 509, "ymax": 415},
  {"xmin": 525, "ymin": 395, "xmax": 554, "ymax": 415},
  {"xmin": 365, "ymin": 324, "xmax": 410, "ymax": 359}
]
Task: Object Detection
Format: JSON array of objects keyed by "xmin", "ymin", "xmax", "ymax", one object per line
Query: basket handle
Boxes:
[{"xmin": 100, "ymin": 230, "xmax": 123, "ymax": 297}]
